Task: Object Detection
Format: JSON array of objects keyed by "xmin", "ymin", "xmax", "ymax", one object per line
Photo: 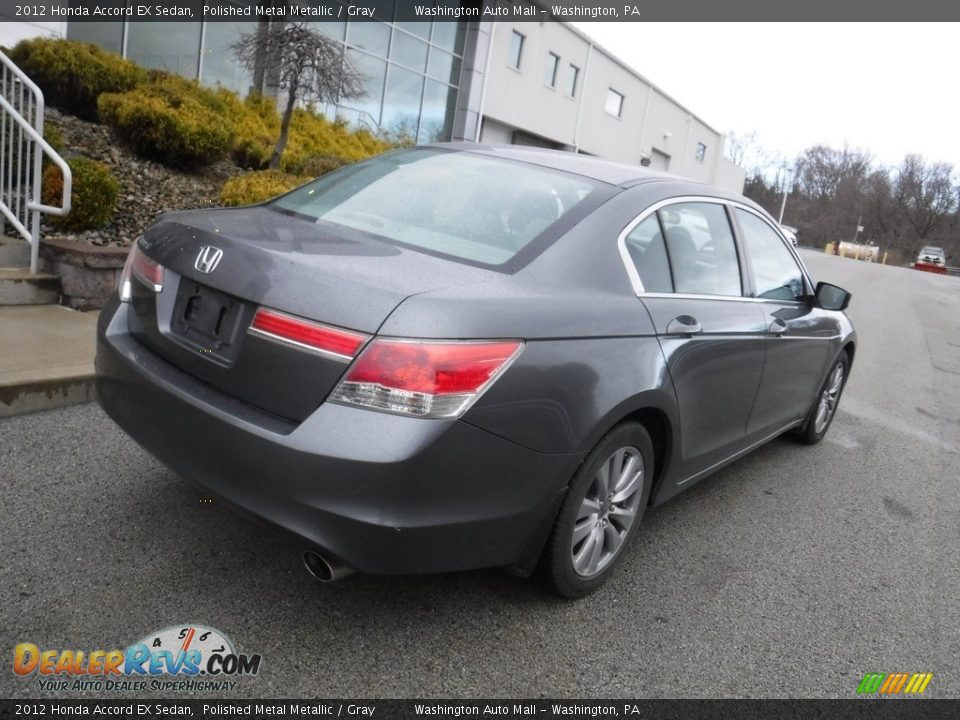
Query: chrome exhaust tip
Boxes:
[{"xmin": 302, "ymin": 550, "xmax": 354, "ymax": 582}]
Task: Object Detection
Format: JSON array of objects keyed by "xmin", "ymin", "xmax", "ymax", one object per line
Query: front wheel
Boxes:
[
  {"xmin": 540, "ymin": 422, "xmax": 654, "ymax": 598},
  {"xmin": 798, "ymin": 350, "xmax": 848, "ymax": 445}
]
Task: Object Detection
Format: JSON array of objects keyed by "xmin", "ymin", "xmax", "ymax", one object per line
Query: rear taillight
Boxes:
[
  {"xmin": 329, "ymin": 339, "xmax": 523, "ymax": 419},
  {"xmin": 249, "ymin": 308, "xmax": 370, "ymax": 361},
  {"xmin": 119, "ymin": 242, "xmax": 164, "ymax": 301}
]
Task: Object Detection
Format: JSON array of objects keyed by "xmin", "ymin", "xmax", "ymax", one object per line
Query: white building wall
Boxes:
[
  {"xmin": 572, "ymin": 48, "xmax": 648, "ymax": 163},
  {"xmin": 714, "ymin": 156, "xmax": 748, "ymax": 193},
  {"xmin": 478, "ymin": 16, "xmax": 744, "ymax": 193},
  {"xmin": 481, "ymin": 20, "xmax": 588, "ymax": 147},
  {"xmin": 0, "ymin": 14, "xmax": 746, "ymax": 194}
]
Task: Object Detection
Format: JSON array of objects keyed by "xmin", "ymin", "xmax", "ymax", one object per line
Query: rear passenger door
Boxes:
[{"xmin": 624, "ymin": 200, "xmax": 767, "ymax": 481}]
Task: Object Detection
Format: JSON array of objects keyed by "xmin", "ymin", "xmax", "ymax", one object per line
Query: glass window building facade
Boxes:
[{"xmin": 67, "ymin": 17, "xmax": 466, "ymax": 143}]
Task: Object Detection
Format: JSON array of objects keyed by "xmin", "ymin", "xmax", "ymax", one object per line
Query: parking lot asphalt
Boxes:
[{"xmin": 1, "ymin": 249, "xmax": 958, "ymax": 699}]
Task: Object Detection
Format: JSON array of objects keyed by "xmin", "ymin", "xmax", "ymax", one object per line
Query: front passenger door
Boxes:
[{"xmin": 734, "ymin": 209, "xmax": 833, "ymax": 435}]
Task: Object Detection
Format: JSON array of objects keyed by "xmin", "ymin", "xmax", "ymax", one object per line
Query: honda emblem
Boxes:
[{"xmin": 195, "ymin": 246, "xmax": 223, "ymax": 274}]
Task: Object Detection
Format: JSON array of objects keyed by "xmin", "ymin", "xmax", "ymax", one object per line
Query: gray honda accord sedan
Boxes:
[{"xmin": 96, "ymin": 144, "xmax": 855, "ymax": 597}]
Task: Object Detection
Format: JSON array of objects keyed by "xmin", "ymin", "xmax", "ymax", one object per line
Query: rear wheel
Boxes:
[
  {"xmin": 540, "ymin": 422, "xmax": 654, "ymax": 598},
  {"xmin": 798, "ymin": 350, "xmax": 848, "ymax": 445}
]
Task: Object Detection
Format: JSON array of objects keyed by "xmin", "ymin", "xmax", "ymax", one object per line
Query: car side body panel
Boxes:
[
  {"xmin": 463, "ymin": 336, "xmax": 676, "ymax": 456},
  {"xmin": 640, "ymin": 295, "xmax": 768, "ymax": 479}
]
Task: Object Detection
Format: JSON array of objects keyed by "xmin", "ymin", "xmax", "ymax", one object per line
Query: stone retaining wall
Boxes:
[{"xmin": 39, "ymin": 238, "xmax": 127, "ymax": 310}]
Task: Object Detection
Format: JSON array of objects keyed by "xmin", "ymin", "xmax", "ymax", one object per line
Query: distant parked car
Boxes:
[
  {"xmin": 96, "ymin": 144, "xmax": 856, "ymax": 597},
  {"xmin": 917, "ymin": 245, "xmax": 947, "ymax": 268}
]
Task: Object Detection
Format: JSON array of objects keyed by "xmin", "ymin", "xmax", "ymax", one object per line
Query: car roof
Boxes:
[{"xmin": 431, "ymin": 142, "xmax": 687, "ymax": 188}]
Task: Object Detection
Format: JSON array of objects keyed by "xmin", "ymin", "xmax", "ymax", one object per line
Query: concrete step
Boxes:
[
  {"xmin": 0, "ymin": 267, "xmax": 60, "ymax": 305},
  {"xmin": 0, "ymin": 304, "xmax": 98, "ymax": 417},
  {"xmin": 0, "ymin": 235, "xmax": 30, "ymax": 266}
]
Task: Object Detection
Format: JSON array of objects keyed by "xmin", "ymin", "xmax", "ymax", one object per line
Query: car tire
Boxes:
[
  {"xmin": 540, "ymin": 422, "xmax": 654, "ymax": 598},
  {"xmin": 797, "ymin": 350, "xmax": 849, "ymax": 445}
]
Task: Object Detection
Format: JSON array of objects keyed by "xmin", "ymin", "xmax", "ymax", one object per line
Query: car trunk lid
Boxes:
[{"xmin": 126, "ymin": 206, "xmax": 495, "ymax": 422}]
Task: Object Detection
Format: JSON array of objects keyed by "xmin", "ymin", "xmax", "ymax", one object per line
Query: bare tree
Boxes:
[
  {"xmin": 725, "ymin": 130, "xmax": 782, "ymax": 177},
  {"xmin": 233, "ymin": 22, "xmax": 366, "ymax": 169},
  {"xmin": 735, "ymin": 134, "xmax": 960, "ymax": 261},
  {"xmin": 862, "ymin": 168, "xmax": 897, "ymax": 245},
  {"xmin": 893, "ymin": 155, "xmax": 957, "ymax": 242}
]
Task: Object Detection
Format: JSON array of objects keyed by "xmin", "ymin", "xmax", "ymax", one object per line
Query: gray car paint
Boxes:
[{"xmin": 95, "ymin": 144, "xmax": 856, "ymax": 576}]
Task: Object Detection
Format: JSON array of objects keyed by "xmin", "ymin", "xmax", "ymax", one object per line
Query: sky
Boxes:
[{"xmin": 571, "ymin": 22, "xmax": 959, "ymax": 171}]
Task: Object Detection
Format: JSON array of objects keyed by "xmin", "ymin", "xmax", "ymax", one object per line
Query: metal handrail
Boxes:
[{"xmin": 0, "ymin": 49, "xmax": 72, "ymax": 274}]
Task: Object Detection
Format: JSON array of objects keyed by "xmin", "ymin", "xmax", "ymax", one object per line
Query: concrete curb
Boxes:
[
  {"xmin": 0, "ymin": 304, "xmax": 99, "ymax": 419},
  {"xmin": 0, "ymin": 374, "xmax": 96, "ymax": 418}
]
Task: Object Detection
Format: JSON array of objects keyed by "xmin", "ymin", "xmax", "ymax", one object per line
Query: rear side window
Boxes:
[
  {"xmin": 271, "ymin": 149, "xmax": 599, "ymax": 268},
  {"xmin": 736, "ymin": 209, "xmax": 805, "ymax": 301},
  {"xmin": 657, "ymin": 203, "xmax": 742, "ymax": 297},
  {"xmin": 624, "ymin": 215, "xmax": 673, "ymax": 293}
]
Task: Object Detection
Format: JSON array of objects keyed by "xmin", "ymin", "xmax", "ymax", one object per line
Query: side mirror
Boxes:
[{"xmin": 815, "ymin": 281, "xmax": 851, "ymax": 311}]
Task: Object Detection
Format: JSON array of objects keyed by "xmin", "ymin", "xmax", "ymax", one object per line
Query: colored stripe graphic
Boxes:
[
  {"xmin": 890, "ymin": 673, "xmax": 909, "ymax": 694},
  {"xmin": 857, "ymin": 672, "xmax": 932, "ymax": 695},
  {"xmin": 878, "ymin": 674, "xmax": 898, "ymax": 694},
  {"xmin": 857, "ymin": 673, "xmax": 886, "ymax": 694},
  {"xmin": 914, "ymin": 674, "xmax": 933, "ymax": 694}
]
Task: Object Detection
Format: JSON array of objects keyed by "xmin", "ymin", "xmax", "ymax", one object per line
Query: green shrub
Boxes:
[
  {"xmin": 9, "ymin": 38, "xmax": 146, "ymax": 120},
  {"xmin": 42, "ymin": 157, "xmax": 120, "ymax": 231},
  {"xmin": 220, "ymin": 170, "xmax": 310, "ymax": 207},
  {"xmin": 228, "ymin": 94, "xmax": 390, "ymax": 173},
  {"xmin": 299, "ymin": 154, "xmax": 350, "ymax": 178},
  {"xmin": 98, "ymin": 76, "xmax": 233, "ymax": 167},
  {"xmin": 279, "ymin": 110, "xmax": 391, "ymax": 173},
  {"xmin": 224, "ymin": 93, "xmax": 278, "ymax": 169}
]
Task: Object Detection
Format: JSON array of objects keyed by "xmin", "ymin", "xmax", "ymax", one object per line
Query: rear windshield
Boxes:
[{"xmin": 271, "ymin": 148, "xmax": 600, "ymax": 266}]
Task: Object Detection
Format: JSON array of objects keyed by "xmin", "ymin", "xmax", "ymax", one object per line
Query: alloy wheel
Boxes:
[
  {"xmin": 571, "ymin": 446, "xmax": 644, "ymax": 577},
  {"xmin": 814, "ymin": 362, "xmax": 845, "ymax": 435}
]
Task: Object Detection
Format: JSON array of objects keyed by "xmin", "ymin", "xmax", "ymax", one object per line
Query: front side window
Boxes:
[
  {"xmin": 658, "ymin": 203, "xmax": 742, "ymax": 297},
  {"xmin": 509, "ymin": 31, "xmax": 525, "ymax": 69},
  {"xmin": 605, "ymin": 89, "xmax": 625, "ymax": 117},
  {"xmin": 272, "ymin": 149, "xmax": 600, "ymax": 268},
  {"xmin": 736, "ymin": 209, "xmax": 805, "ymax": 301},
  {"xmin": 544, "ymin": 52, "xmax": 560, "ymax": 87},
  {"xmin": 624, "ymin": 215, "xmax": 673, "ymax": 293}
]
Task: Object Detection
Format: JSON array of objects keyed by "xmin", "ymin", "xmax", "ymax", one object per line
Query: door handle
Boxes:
[
  {"xmin": 768, "ymin": 318, "xmax": 788, "ymax": 336},
  {"xmin": 666, "ymin": 315, "xmax": 702, "ymax": 335}
]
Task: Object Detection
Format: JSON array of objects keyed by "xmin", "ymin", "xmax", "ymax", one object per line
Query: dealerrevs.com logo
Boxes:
[{"xmin": 13, "ymin": 625, "xmax": 261, "ymax": 692}]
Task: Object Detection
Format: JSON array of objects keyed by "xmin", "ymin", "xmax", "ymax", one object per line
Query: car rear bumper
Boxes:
[{"xmin": 95, "ymin": 299, "xmax": 582, "ymax": 575}]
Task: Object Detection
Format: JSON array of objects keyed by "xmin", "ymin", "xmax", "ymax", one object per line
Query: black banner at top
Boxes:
[{"xmin": 6, "ymin": 0, "xmax": 960, "ymax": 22}]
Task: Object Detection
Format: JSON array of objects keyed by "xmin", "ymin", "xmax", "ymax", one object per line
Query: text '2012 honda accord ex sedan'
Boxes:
[{"xmin": 96, "ymin": 144, "xmax": 855, "ymax": 597}]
